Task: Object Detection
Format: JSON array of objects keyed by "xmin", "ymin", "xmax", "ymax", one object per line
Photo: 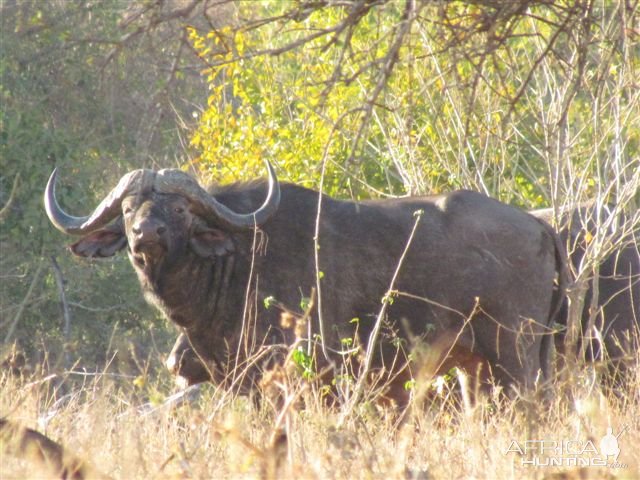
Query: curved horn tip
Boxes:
[
  {"xmin": 43, "ymin": 168, "xmax": 91, "ymax": 235},
  {"xmin": 264, "ymin": 161, "xmax": 279, "ymax": 190},
  {"xmin": 257, "ymin": 160, "xmax": 281, "ymax": 225},
  {"xmin": 43, "ymin": 168, "xmax": 64, "ymax": 229},
  {"xmin": 44, "ymin": 168, "xmax": 60, "ymax": 202},
  {"xmin": 265, "ymin": 161, "xmax": 279, "ymax": 181},
  {"xmin": 46, "ymin": 168, "xmax": 58, "ymax": 187},
  {"xmin": 44, "ymin": 168, "xmax": 76, "ymax": 234},
  {"xmin": 265, "ymin": 160, "xmax": 275, "ymax": 174}
]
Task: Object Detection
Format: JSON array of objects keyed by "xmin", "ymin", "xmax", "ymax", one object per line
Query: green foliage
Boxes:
[
  {"xmin": 188, "ymin": 1, "xmax": 638, "ymax": 208},
  {"xmin": 263, "ymin": 296, "xmax": 276, "ymax": 310},
  {"xmin": 299, "ymin": 296, "xmax": 312, "ymax": 312},
  {"xmin": 340, "ymin": 337, "xmax": 353, "ymax": 348},
  {"xmin": 291, "ymin": 346, "xmax": 314, "ymax": 380},
  {"xmin": 188, "ymin": 3, "xmax": 406, "ymax": 197},
  {"xmin": 381, "ymin": 291, "xmax": 396, "ymax": 305},
  {"xmin": 1, "ymin": 1, "xmax": 182, "ymax": 366}
]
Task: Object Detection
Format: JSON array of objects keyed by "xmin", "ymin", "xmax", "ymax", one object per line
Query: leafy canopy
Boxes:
[{"xmin": 188, "ymin": 1, "xmax": 639, "ymax": 208}]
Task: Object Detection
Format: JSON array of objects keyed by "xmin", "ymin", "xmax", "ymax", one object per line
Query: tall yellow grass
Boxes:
[{"xmin": 1, "ymin": 353, "xmax": 638, "ymax": 480}]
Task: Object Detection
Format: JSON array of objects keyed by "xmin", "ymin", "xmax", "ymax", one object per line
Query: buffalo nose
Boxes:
[{"xmin": 132, "ymin": 218, "xmax": 167, "ymax": 244}]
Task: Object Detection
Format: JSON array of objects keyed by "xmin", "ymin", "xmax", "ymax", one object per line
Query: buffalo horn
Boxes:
[
  {"xmin": 44, "ymin": 168, "xmax": 151, "ymax": 235},
  {"xmin": 45, "ymin": 162, "xmax": 280, "ymax": 235},
  {"xmin": 154, "ymin": 161, "xmax": 281, "ymax": 230}
]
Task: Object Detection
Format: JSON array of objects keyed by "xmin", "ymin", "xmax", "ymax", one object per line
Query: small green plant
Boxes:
[
  {"xmin": 291, "ymin": 346, "xmax": 314, "ymax": 380},
  {"xmin": 263, "ymin": 296, "xmax": 277, "ymax": 309},
  {"xmin": 340, "ymin": 337, "xmax": 353, "ymax": 348},
  {"xmin": 404, "ymin": 379, "xmax": 416, "ymax": 391},
  {"xmin": 381, "ymin": 291, "xmax": 396, "ymax": 305},
  {"xmin": 299, "ymin": 296, "xmax": 312, "ymax": 312}
]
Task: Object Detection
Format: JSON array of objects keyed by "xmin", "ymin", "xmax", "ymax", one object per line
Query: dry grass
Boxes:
[{"xmin": 1, "ymin": 353, "xmax": 639, "ymax": 480}]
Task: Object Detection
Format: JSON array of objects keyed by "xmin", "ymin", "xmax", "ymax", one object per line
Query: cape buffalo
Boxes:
[
  {"xmin": 532, "ymin": 205, "xmax": 639, "ymax": 382},
  {"xmin": 45, "ymin": 164, "xmax": 565, "ymax": 402}
]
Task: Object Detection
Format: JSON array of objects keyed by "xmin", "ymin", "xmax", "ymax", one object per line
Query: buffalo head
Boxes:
[
  {"xmin": 45, "ymin": 164, "xmax": 280, "ymax": 387},
  {"xmin": 45, "ymin": 164, "xmax": 279, "ymax": 282}
]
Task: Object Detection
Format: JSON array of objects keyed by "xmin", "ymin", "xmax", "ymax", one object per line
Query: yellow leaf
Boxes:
[{"xmin": 584, "ymin": 231, "xmax": 593, "ymax": 244}]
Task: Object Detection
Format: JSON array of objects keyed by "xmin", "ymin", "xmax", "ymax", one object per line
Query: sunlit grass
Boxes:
[{"xmin": 2, "ymin": 351, "xmax": 639, "ymax": 479}]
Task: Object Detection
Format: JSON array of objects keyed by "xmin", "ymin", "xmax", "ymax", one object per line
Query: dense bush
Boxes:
[
  {"xmin": 189, "ymin": 1, "xmax": 639, "ymax": 209},
  {"xmin": 0, "ymin": 1, "xmax": 204, "ymax": 371}
]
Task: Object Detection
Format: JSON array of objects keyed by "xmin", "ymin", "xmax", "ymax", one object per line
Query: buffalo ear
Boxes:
[
  {"xmin": 69, "ymin": 222, "xmax": 126, "ymax": 258},
  {"xmin": 190, "ymin": 227, "xmax": 234, "ymax": 258}
]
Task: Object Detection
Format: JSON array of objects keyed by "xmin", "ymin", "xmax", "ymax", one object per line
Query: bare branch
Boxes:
[{"xmin": 0, "ymin": 173, "xmax": 20, "ymax": 223}]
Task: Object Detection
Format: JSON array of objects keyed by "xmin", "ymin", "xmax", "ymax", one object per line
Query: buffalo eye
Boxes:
[{"xmin": 174, "ymin": 206, "xmax": 185, "ymax": 214}]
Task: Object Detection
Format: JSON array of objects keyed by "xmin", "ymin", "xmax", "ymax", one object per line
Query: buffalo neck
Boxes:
[{"xmin": 138, "ymin": 248, "xmax": 250, "ymax": 333}]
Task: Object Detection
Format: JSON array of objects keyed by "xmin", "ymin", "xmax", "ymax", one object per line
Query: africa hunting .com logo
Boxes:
[{"xmin": 505, "ymin": 425, "xmax": 629, "ymax": 468}]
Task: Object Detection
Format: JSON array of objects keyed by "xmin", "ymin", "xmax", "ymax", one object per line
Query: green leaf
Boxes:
[
  {"xmin": 264, "ymin": 296, "xmax": 276, "ymax": 309},
  {"xmin": 292, "ymin": 346, "xmax": 314, "ymax": 379},
  {"xmin": 300, "ymin": 296, "xmax": 311, "ymax": 311}
]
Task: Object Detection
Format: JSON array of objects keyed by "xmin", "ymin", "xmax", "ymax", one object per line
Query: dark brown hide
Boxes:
[
  {"xmin": 46, "ymin": 169, "xmax": 566, "ymax": 400},
  {"xmin": 531, "ymin": 205, "xmax": 639, "ymax": 380}
]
